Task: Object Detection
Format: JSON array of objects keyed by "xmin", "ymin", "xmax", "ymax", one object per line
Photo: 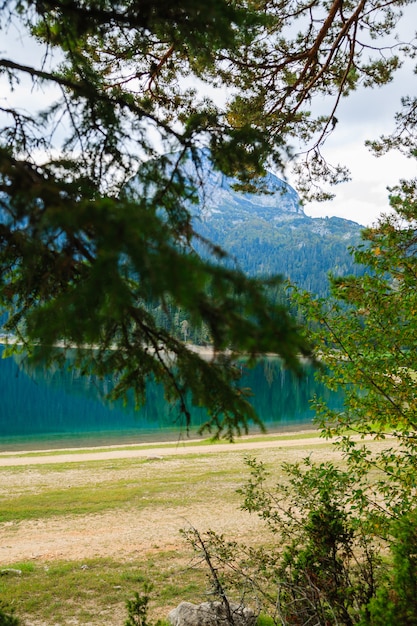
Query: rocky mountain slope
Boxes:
[{"xmin": 186, "ymin": 153, "xmax": 364, "ymax": 296}]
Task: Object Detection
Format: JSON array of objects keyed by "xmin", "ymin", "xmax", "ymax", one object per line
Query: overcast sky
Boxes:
[
  {"xmin": 298, "ymin": 4, "xmax": 417, "ymax": 227},
  {"xmin": 2, "ymin": 6, "xmax": 416, "ymax": 228},
  {"xmin": 299, "ymin": 61, "xmax": 416, "ymax": 227}
]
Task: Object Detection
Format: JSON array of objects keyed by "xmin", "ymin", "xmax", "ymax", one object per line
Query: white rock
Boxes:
[{"xmin": 168, "ymin": 601, "xmax": 256, "ymax": 626}]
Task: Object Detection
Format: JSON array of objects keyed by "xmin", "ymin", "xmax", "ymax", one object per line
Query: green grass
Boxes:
[
  {"xmin": 0, "ymin": 474, "xmax": 227, "ymax": 523},
  {"xmin": 0, "ymin": 555, "xmax": 206, "ymax": 625},
  {"xmin": 256, "ymin": 614, "xmax": 276, "ymax": 626},
  {"xmin": 0, "ymin": 480, "xmax": 144, "ymax": 522},
  {"xmin": 0, "ymin": 554, "xmax": 279, "ymax": 626},
  {"xmin": 0, "ymin": 452, "xmax": 252, "ymax": 523}
]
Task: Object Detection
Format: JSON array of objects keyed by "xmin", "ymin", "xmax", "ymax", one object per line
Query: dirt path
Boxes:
[{"xmin": 0, "ymin": 433, "xmax": 322, "ymax": 466}]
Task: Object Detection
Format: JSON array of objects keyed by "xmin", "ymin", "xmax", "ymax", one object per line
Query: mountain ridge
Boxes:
[{"xmin": 183, "ymin": 153, "xmax": 364, "ymax": 296}]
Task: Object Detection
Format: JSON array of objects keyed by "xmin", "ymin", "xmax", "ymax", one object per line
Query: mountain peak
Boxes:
[
  {"xmin": 182, "ymin": 150, "xmax": 305, "ymax": 222},
  {"xmin": 182, "ymin": 151, "xmax": 364, "ymax": 296}
]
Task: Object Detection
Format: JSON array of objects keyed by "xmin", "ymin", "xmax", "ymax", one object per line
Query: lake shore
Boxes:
[{"xmin": 0, "ymin": 428, "xmax": 319, "ymax": 466}]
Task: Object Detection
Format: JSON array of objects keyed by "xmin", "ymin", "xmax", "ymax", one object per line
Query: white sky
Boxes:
[
  {"xmin": 298, "ymin": 4, "xmax": 417, "ymax": 227},
  {"xmin": 299, "ymin": 62, "xmax": 417, "ymax": 227},
  {"xmin": 1, "ymin": 6, "xmax": 416, "ymax": 229}
]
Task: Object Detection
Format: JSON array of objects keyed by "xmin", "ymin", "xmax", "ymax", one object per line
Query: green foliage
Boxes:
[
  {"xmin": 258, "ymin": 177, "xmax": 417, "ymax": 621},
  {"xmin": 255, "ymin": 614, "xmax": 275, "ymax": 626},
  {"xmin": 0, "ymin": 0, "xmax": 414, "ymax": 436},
  {"xmin": 0, "ymin": 602, "xmax": 20, "ymax": 626},
  {"xmin": 125, "ymin": 584, "xmax": 153, "ymax": 626},
  {"xmin": 184, "ymin": 456, "xmax": 381, "ymax": 625},
  {"xmin": 292, "ymin": 175, "xmax": 417, "ymax": 520},
  {"xmin": 242, "ymin": 457, "xmax": 379, "ymax": 625},
  {"xmin": 125, "ymin": 583, "xmax": 170, "ymax": 626},
  {"xmin": 362, "ymin": 511, "xmax": 417, "ymax": 626}
]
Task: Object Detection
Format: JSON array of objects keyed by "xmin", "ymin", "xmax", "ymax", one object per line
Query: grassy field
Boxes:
[{"xmin": 0, "ymin": 433, "xmax": 344, "ymax": 626}]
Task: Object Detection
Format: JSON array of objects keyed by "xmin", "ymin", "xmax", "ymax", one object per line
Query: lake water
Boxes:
[{"xmin": 0, "ymin": 347, "xmax": 342, "ymax": 450}]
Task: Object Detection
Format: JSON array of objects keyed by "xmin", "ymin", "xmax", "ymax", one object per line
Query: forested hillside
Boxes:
[{"xmin": 189, "ymin": 155, "xmax": 364, "ymax": 297}]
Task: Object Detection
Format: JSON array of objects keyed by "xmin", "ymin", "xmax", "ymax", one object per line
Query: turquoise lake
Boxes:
[{"xmin": 0, "ymin": 347, "xmax": 342, "ymax": 450}]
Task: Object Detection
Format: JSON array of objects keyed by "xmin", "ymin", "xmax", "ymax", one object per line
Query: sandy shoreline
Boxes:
[{"xmin": 0, "ymin": 430, "xmax": 321, "ymax": 466}]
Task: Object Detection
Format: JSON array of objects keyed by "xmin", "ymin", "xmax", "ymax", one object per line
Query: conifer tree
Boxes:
[{"xmin": 0, "ymin": 0, "xmax": 415, "ymax": 435}]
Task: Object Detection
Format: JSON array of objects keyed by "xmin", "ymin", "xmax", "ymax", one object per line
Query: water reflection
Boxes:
[{"xmin": 0, "ymin": 348, "xmax": 342, "ymax": 449}]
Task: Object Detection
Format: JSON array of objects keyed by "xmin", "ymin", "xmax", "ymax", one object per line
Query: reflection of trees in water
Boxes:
[
  {"xmin": 14, "ymin": 349, "xmax": 110, "ymax": 406},
  {"xmin": 4, "ymin": 347, "xmax": 198, "ymax": 433},
  {"xmin": 247, "ymin": 359, "xmax": 343, "ymax": 426},
  {"xmin": 1, "ymin": 350, "xmax": 343, "ymax": 437}
]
